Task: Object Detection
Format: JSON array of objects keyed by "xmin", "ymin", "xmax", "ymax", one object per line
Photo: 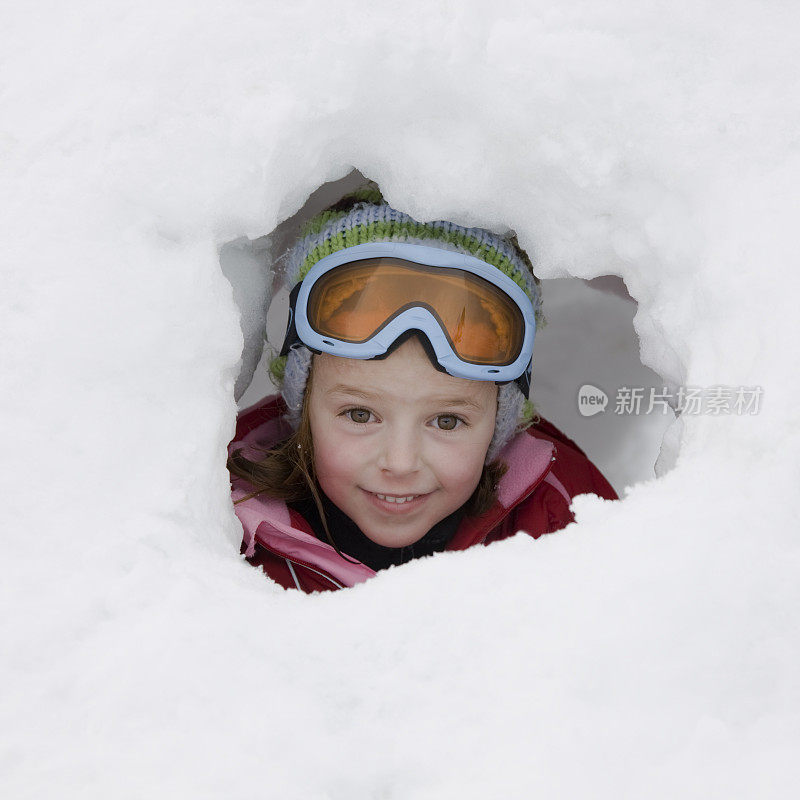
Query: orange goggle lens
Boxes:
[{"xmin": 306, "ymin": 258, "xmax": 525, "ymax": 365}]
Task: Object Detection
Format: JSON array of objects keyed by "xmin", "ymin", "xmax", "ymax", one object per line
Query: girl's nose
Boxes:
[{"xmin": 376, "ymin": 425, "xmax": 421, "ymax": 476}]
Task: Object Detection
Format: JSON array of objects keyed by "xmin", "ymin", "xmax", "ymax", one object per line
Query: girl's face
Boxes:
[{"xmin": 307, "ymin": 336, "xmax": 498, "ymax": 549}]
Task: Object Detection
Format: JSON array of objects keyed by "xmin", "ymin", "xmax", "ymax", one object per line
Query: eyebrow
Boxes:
[
  {"xmin": 326, "ymin": 384, "xmax": 486, "ymax": 412},
  {"xmin": 326, "ymin": 385, "xmax": 381, "ymax": 401}
]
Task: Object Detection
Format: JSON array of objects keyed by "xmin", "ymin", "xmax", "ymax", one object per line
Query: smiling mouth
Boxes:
[
  {"xmin": 363, "ymin": 489, "xmax": 431, "ymax": 509},
  {"xmin": 374, "ymin": 493, "xmax": 421, "ymax": 505}
]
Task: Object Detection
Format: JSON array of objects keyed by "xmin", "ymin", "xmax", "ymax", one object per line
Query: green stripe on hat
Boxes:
[{"xmin": 298, "ymin": 220, "xmax": 531, "ymax": 296}]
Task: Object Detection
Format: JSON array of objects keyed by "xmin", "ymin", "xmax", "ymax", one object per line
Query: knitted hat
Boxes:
[{"xmin": 274, "ymin": 182, "xmax": 543, "ymax": 462}]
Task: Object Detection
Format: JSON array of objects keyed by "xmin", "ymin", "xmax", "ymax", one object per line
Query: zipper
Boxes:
[
  {"xmin": 291, "ymin": 560, "xmax": 345, "ymax": 590},
  {"xmin": 258, "ymin": 541, "xmax": 346, "ymax": 591}
]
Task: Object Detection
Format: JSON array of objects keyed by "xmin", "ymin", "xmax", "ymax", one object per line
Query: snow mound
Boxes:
[{"xmin": 2, "ymin": 1, "xmax": 798, "ymax": 797}]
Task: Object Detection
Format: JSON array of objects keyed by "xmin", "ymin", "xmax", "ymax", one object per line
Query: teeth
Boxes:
[{"xmin": 376, "ymin": 493, "xmax": 419, "ymax": 504}]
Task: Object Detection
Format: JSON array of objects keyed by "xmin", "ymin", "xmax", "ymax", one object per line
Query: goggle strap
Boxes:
[
  {"xmin": 279, "ymin": 282, "xmax": 303, "ymax": 357},
  {"xmin": 513, "ymin": 358, "xmax": 532, "ymax": 397}
]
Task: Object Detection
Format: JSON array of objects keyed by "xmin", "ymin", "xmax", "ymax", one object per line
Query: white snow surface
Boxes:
[{"xmin": 2, "ymin": 1, "xmax": 799, "ymax": 797}]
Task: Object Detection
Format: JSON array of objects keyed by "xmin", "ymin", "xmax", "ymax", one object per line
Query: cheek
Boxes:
[
  {"xmin": 433, "ymin": 440, "xmax": 489, "ymax": 495},
  {"xmin": 310, "ymin": 423, "xmax": 370, "ymax": 489},
  {"xmin": 311, "ymin": 425, "xmax": 347, "ymax": 481},
  {"xmin": 313, "ymin": 441, "xmax": 340, "ymax": 484}
]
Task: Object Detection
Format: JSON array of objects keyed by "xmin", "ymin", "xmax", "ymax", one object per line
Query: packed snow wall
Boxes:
[{"xmin": 2, "ymin": 1, "xmax": 798, "ymax": 798}]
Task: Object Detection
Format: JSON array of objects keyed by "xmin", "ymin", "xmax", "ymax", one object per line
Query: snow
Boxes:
[{"xmin": 2, "ymin": 1, "xmax": 799, "ymax": 797}]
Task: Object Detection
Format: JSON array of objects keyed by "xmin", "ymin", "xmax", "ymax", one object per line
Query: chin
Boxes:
[{"xmin": 360, "ymin": 523, "xmax": 428, "ymax": 549}]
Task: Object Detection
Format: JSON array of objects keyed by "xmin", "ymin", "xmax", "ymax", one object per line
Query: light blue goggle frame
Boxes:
[{"xmin": 288, "ymin": 242, "xmax": 536, "ymax": 390}]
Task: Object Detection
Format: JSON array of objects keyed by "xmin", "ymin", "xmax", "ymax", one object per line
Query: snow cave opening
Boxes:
[{"xmin": 220, "ymin": 170, "xmax": 678, "ymax": 503}]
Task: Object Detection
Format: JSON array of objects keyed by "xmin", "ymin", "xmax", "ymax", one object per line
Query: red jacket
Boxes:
[{"xmin": 230, "ymin": 395, "xmax": 618, "ymax": 593}]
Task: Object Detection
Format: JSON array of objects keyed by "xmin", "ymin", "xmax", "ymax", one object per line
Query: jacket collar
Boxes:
[{"xmin": 446, "ymin": 431, "xmax": 555, "ymax": 550}]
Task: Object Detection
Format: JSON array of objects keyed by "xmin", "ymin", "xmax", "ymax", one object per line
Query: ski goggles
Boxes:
[{"xmin": 280, "ymin": 242, "xmax": 536, "ymax": 395}]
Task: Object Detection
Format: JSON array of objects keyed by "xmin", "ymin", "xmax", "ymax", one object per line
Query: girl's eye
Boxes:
[
  {"xmin": 346, "ymin": 408, "xmax": 373, "ymax": 424},
  {"xmin": 434, "ymin": 414, "xmax": 462, "ymax": 431}
]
